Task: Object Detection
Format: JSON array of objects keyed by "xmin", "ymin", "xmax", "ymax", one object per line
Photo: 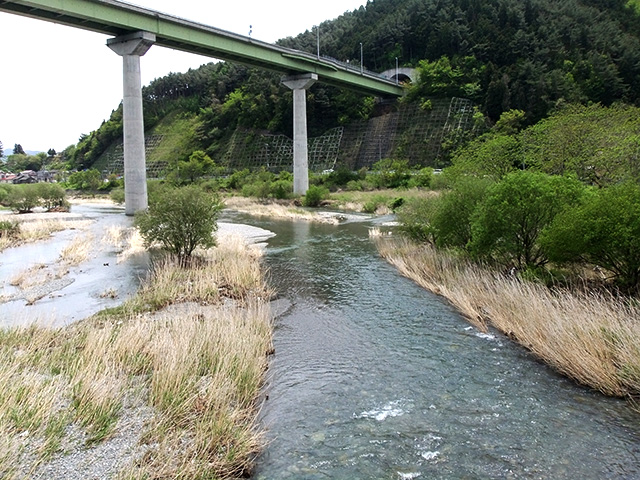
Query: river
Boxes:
[{"xmin": 220, "ymin": 211, "xmax": 640, "ymax": 480}]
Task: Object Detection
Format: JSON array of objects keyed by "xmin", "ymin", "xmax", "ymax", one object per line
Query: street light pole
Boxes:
[
  {"xmin": 360, "ymin": 42, "xmax": 363, "ymax": 74},
  {"xmin": 316, "ymin": 25, "xmax": 320, "ymax": 59},
  {"xmin": 395, "ymin": 57, "xmax": 399, "ymax": 85}
]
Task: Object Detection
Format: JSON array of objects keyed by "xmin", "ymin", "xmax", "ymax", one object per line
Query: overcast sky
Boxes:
[{"xmin": 0, "ymin": 0, "xmax": 368, "ymax": 153}]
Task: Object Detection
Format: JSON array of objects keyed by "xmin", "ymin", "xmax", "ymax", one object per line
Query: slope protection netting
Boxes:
[{"xmin": 99, "ymin": 97, "xmax": 477, "ymax": 176}]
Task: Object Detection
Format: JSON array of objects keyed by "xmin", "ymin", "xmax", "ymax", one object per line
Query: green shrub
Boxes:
[
  {"xmin": 371, "ymin": 158, "xmax": 412, "ymax": 189},
  {"xmin": 134, "ymin": 185, "xmax": 223, "ymax": 261},
  {"xmin": 397, "ymin": 196, "xmax": 441, "ymax": 243},
  {"xmin": 303, "ymin": 185, "xmax": 329, "ymax": 207},
  {"xmin": 110, "ymin": 187, "xmax": 125, "ymax": 205},
  {"xmin": 325, "ymin": 166, "xmax": 359, "ymax": 190},
  {"xmin": 0, "ymin": 220, "xmax": 20, "ymax": 239},
  {"xmin": 241, "ymin": 181, "xmax": 271, "ymax": 199},
  {"xmin": 224, "ymin": 169, "xmax": 251, "ymax": 190},
  {"xmin": 146, "ymin": 179, "xmax": 165, "ymax": 203},
  {"xmin": 542, "ymin": 181, "xmax": 640, "ymax": 291},
  {"xmin": 67, "ymin": 169, "xmax": 102, "ymax": 191},
  {"xmin": 98, "ymin": 174, "xmax": 123, "ymax": 191},
  {"xmin": 362, "ymin": 194, "xmax": 388, "ymax": 213},
  {"xmin": 407, "ymin": 167, "xmax": 433, "ymax": 188},
  {"xmin": 36, "ymin": 183, "xmax": 68, "ymax": 211},
  {"xmin": 270, "ymin": 179, "xmax": 293, "ymax": 199},
  {"xmin": 277, "ymin": 171, "xmax": 293, "ymax": 182},
  {"xmin": 200, "ymin": 179, "xmax": 221, "ymax": 193},
  {"xmin": 345, "ymin": 180, "xmax": 362, "ymax": 191},
  {"xmin": 430, "ymin": 171, "xmax": 451, "ymax": 190},
  {"xmin": 470, "ymin": 171, "xmax": 585, "ymax": 269},
  {"xmin": 431, "ymin": 177, "xmax": 493, "ymax": 249},
  {"xmin": 6, "ymin": 185, "xmax": 40, "ymax": 213},
  {"xmin": 0, "ymin": 185, "xmax": 9, "ymax": 206}
]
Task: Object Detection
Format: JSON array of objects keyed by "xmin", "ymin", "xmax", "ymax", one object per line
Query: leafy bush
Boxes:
[
  {"xmin": 0, "ymin": 220, "xmax": 20, "ymax": 239},
  {"xmin": 397, "ymin": 197, "xmax": 441, "ymax": 243},
  {"xmin": 430, "ymin": 177, "xmax": 493, "ymax": 249},
  {"xmin": 223, "ymin": 168, "xmax": 251, "ymax": 190},
  {"xmin": 167, "ymin": 150, "xmax": 217, "ymax": 185},
  {"xmin": 110, "ymin": 187, "xmax": 125, "ymax": 205},
  {"xmin": 362, "ymin": 194, "xmax": 389, "ymax": 213},
  {"xmin": 407, "ymin": 167, "xmax": 433, "ymax": 188},
  {"xmin": 371, "ymin": 158, "xmax": 412, "ymax": 189},
  {"xmin": 200, "ymin": 178, "xmax": 221, "ymax": 192},
  {"xmin": 345, "ymin": 180, "xmax": 362, "ymax": 191},
  {"xmin": 542, "ymin": 181, "xmax": 640, "ymax": 291},
  {"xmin": 469, "ymin": 171, "xmax": 585, "ymax": 269},
  {"xmin": 134, "ymin": 185, "xmax": 223, "ymax": 261},
  {"xmin": 324, "ymin": 166, "xmax": 359, "ymax": 190},
  {"xmin": 242, "ymin": 180, "xmax": 271, "ymax": 199},
  {"xmin": 98, "ymin": 174, "xmax": 123, "ymax": 191},
  {"xmin": 302, "ymin": 185, "xmax": 329, "ymax": 207},
  {"xmin": 35, "ymin": 183, "xmax": 68, "ymax": 211},
  {"xmin": 0, "ymin": 185, "xmax": 8, "ymax": 206},
  {"xmin": 6, "ymin": 185, "xmax": 40, "ymax": 213},
  {"xmin": 67, "ymin": 169, "xmax": 102, "ymax": 191},
  {"xmin": 270, "ymin": 179, "xmax": 293, "ymax": 199}
]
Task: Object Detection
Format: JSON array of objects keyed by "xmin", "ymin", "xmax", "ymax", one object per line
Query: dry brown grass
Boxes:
[
  {"xmin": 376, "ymin": 236, "xmax": 640, "ymax": 398},
  {"xmin": 224, "ymin": 196, "xmax": 339, "ymax": 224},
  {"xmin": 0, "ymin": 233, "xmax": 273, "ymax": 479},
  {"xmin": 59, "ymin": 232, "xmax": 94, "ymax": 266},
  {"xmin": 6, "ymin": 231, "xmax": 94, "ymax": 296},
  {"xmin": 0, "ymin": 218, "xmax": 91, "ymax": 252},
  {"xmin": 330, "ymin": 188, "xmax": 440, "ymax": 212},
  {"xmin": 102, "ymin": 226, "xmax": 146, "ymax": 264}
]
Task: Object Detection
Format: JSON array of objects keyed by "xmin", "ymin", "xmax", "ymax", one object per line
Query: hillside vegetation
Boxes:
[{"xmin": 62, "ymin": 0, "xmax": 640, "ymax": 173}]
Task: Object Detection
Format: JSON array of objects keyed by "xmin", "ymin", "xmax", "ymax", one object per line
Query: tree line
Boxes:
[
  {"xmin": 9, "ymin": 0, "xmax": 640, "ymax": 175},
  {"xmin": 399, "ymin": 103, "xmax": 640, "ymax": 293}
]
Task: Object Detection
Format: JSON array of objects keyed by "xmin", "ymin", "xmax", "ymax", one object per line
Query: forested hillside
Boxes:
[{"xmin": 68, "ymin": 0, "xmax": 640, "ymax": 172}]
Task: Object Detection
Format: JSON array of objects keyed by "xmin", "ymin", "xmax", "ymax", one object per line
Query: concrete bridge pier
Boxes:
[
  {"xmin": 107, "ymin": 31, "xmax": 155, "ymax": 215},
  {"xmin": 281, "ymin": 73, "xmax": 318, "ymax": 195}
]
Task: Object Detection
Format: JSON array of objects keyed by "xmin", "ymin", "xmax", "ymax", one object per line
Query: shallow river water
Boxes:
[
  {"xmin": 0, "ymin": 204, "xmax": 149, "ymax": 327},
  {"xmin": 219, "ymin": 212, "xmax": 640, "ymax": 480}
]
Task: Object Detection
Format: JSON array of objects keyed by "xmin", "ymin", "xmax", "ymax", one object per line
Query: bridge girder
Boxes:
[{"xmin": 0, "ymin": 0, "xmax": 405, "ymax": 97}]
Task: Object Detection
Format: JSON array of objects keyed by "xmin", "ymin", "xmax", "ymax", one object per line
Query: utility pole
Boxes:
[{"xmin": 395, "ymin": 57, "xmax": 399, "ymax": 85}]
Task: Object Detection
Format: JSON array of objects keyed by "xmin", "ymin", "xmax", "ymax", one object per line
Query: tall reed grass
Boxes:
[
  {"xmin": 0, "ymin": 233, "xmax": 273, "ymax": 479},
  {"xmin": 375, "ymin": 236, "xmax": 640, "ymax": 398},
  {"xmin": 0, "ymin": 218, "xmax": 90, "ymax": 252},
  {"xmin": 224, "ymin": 196, "xmax": 339, "ymax": 224}
]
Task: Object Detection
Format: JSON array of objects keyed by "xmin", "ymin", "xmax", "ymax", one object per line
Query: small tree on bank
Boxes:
[
  {"xmin": 134, "ymin": 185, "xmax": 223, "ymax": 262},
  {"xmin": 542, "ymin": 181, "xmax": 640, "ymax": 292}
]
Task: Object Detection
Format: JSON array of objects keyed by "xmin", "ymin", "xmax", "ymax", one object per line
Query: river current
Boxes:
[{"xmin": 220, "ymin": 211, "xmax": 640, "ymax": 480}]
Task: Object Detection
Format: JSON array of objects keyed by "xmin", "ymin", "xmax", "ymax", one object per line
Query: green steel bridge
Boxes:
[
  {"xmin": 0, "ymin": 0, "xmax": 404, "ymax": 97},
  {"xmin": 0, "ymin": 0, "xmax": 405, "ymax": 212}
]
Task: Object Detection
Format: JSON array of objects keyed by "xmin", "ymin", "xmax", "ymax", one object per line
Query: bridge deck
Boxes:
[{"xmin": 0, "ymin": 0, "xmax": 404, "ymax": 97}]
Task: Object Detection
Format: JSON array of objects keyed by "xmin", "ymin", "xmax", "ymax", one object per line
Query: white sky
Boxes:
[{"xmin": 0, "ymin": 0, "xmax": 368, "ymax": 153}]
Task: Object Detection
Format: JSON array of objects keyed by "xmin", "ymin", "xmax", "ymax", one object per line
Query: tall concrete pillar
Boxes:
[
  {"xmin": 281, "ymin": 73, "xmax": 318, "ymax": 195},
  {"xmin": 107, "ymin": 32, "xmax": 155, "ymax": 215}
]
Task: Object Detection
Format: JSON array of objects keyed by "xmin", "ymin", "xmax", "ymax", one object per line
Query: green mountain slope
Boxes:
[{"xmin": 71, "ymin": 0, "xmax": 640, "ymax": 173}]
